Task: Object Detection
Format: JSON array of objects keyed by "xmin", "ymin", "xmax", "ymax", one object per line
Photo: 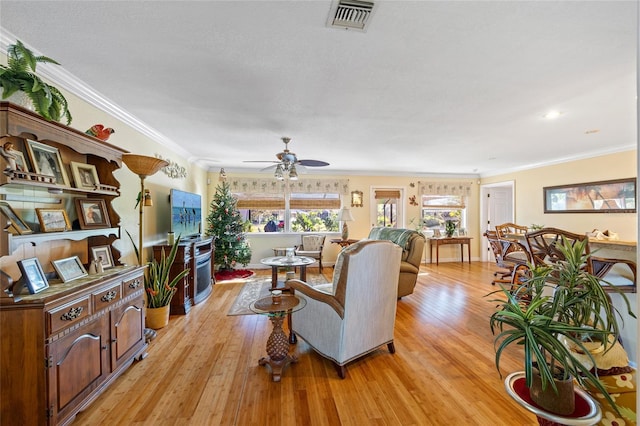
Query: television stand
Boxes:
[{"xmin": 153, "ymin": 236, "xmax": 215, "ymax": 315}]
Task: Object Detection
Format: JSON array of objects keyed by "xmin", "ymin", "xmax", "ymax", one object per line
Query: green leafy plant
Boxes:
[
  {"xmin": 0, "ymin": 40, "xmax": 72, "ymax": 124},
  {"xmin": 125, "ymin": 230, "xmax": 190, "ymax": 308},
  {"xmin": 489, "ymin": 237, "xmax": 635, "ymax": 413}
]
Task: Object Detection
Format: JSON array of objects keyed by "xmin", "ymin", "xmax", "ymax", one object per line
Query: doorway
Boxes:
[
  {"xmin": 480, "ymin": 181, "xmax": 515, "ymax": 262},
  {"xmin": 370, "ymin": 187, "xmax": 404, "ymax": 228}
]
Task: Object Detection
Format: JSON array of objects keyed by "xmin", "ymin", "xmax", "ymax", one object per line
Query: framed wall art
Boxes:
[
  {"xmin": 70, "ymin": 161, "xmax": 100, "ymax": 189},
  {"xmin": 17, "ymin": 257, "xmax": 49, "ymax": 294},
  {"xmin": 91, "ymin": 245, "xmax": 114, "ymax": 269},
  {"xmin": 75, "ymin": 199, "xmax": 110, "ymax": 229},
  {"xmin": 52, "ymin": 256, "xmax": 88, "ymax": 282},
  {"xmin": 26, "ymin": 139, "xmax": 70, "ymax": 186},
  {"xmin": 351, "ymin": 190, "xmax": 363, "ymax": 207},
  {"xmin": 543, "ymin": 178, "xmax": 636, "ymax": 213},
  {"xmin": 36, "ymin": 208, "xmax": 71, "ymax": 232},
  {"xmin": 0, "ymin": 201, "xmax": 32, "ymax": 235}
]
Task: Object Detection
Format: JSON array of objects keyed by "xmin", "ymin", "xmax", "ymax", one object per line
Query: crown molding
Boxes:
[{"xmin": 1, "ymin": 30, "xmax": 192, "ymax": 160}]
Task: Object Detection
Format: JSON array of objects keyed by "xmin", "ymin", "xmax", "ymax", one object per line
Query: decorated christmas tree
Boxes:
[{"xmin": 205, "ymin": 180, "xmax": 252, "ymax": 271}]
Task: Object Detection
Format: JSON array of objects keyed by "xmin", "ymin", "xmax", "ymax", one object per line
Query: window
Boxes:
[
  {"xmin": 289, "ymin": 192, "xmax": 340, "ymax": 232},
  {"xmin": 235, "ymin": 193, "xmax": 285, "ymax": 233},
  {"xmin": 421, "ymin": 195, "xmax": 466, "ymax": 236},
  {"xmin": 228, "ymin": 177, "xmax": 349, "ymax": 233},
  {"xmin": 374, "ymin": 189, "xmax": 401, "ymax": 228},
  {"xmin": 234, "ymin": 191, "xmax": 341, "ymax": 233}
]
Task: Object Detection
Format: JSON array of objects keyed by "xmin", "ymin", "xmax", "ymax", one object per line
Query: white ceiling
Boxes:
[{"xmin": 1, "ymin": 1, "xmax": 637, "ymax": 177}]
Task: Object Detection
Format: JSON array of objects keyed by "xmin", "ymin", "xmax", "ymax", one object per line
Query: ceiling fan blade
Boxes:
[
  {"xmin": 243, "ymin": 160, "xmax": 279, "ymax": 163},
  {"xmin": 298, "ymin": 159, "xmax": 330, "ymax": 167},
  {"xmin": 260, "ymin": 164, "xmax": 279, "ymax": 172}
]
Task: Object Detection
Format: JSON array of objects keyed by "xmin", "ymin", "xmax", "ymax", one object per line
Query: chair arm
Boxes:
[
  {"xmin": 287, "ymin": 279, "xmax": 344, "ymax": 319},
  {"xmin": 591, "ymin": 256, "xmax": 637, "ymax": 289}
]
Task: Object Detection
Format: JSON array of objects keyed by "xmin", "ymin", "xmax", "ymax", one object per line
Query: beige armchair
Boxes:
[
  {"xmin": 367, "ymin": 227, "xmax": 425, "ymax": 297},
  {"xmin": 288, "ymin": 240, "xmax": 402, "ymax": 378},
  {"xmin": 295, "ymin": 234, "xmax": 325, "ymax": 273}
]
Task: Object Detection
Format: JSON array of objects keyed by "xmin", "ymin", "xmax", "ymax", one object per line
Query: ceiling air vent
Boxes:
[{"xmin": 327, "ymin": 0, "xmax": 376, "ymax": 32}]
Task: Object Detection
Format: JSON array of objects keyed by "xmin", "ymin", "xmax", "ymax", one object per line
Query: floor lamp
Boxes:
[
  {"xmin": 121, "ymin": 154, "xmax": 168, "ymax": 266},
  {"xmin": 122, "ymin": 154, "xmax": 168, "ymax": 343}
]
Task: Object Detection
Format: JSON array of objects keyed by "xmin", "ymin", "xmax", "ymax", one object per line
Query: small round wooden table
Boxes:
[
  {"xmin": 504, "ymin": 372, "xmax": 601, "ymax": 426},
  {"xmin": 250, "ymin": 295, "xmax": 307, "ymax": 382}
]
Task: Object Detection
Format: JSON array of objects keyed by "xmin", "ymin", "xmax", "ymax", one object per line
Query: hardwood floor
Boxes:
[{"xmin": 73, "ymin": 262, "xmax": 537, "ymax": 425}]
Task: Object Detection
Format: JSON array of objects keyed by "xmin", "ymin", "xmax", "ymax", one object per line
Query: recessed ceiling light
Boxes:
[
  {"xmin": 585, "ymin": 129, "xmax": 600, "ymax": 134},
  {"xmin": 543, "ymin": 110, "xmax": 562, "ymax": 119}
]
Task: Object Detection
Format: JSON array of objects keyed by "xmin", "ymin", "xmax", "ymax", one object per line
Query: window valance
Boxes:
[
  {"xmin": 228, "ymin": 178, "xmax": 349, "ymax": 195},
  {"xmin": 418, "ymin": 181, "xmax": 474, "ymax": 196}
]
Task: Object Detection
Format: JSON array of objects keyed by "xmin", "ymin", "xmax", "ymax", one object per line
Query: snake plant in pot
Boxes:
[
  {"xmin": 0, "ymin": 40, "xmax": 72, "ymax": 124},
  {"xmin": 126, "ymin": 231, "xmax": 190, "ymax": 329},
  {"xmin": 489, "ymin": 237, "xmax": 635, "ymax": 416}
]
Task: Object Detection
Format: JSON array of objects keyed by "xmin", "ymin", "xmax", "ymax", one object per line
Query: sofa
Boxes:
[{"xmin": 367, "ymin": 227, "xmax": 426, "ymax": 298}]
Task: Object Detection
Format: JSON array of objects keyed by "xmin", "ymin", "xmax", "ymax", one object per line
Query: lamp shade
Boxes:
[
  {"xmin": 337, "ymin": 207, "xmax": 354, "ymax": 222},
  {"xmin": 122, "ymin": 154, "xmax": 168, "ymax": 178}
]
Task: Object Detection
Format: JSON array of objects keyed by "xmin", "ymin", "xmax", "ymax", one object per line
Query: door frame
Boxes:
[
  {"xmin": 480, "ymin": 181, "xmax": 515, "ymax": 262},
  {"xmin": 369, "ymin": 186, "xmax": 405, "ymax": 228}
]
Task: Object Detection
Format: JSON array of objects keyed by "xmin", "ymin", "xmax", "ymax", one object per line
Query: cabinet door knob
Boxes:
[
  {"xmin": 111, "ymin": 338, "xmax": 118, "ymax": 344},
  {"xmin": 102, "ymin": 345, "xmax": 108, "ymax": 350}
]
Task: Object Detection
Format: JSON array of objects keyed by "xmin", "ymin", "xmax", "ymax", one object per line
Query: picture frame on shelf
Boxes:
[
  {"xmin": 90, "ymin": 245, "xmax": 114, "ymax": 269},
  {"xmin": 52, "ymin": 256, "xmax": 88, "ymax": 283},
  {"xmin": 75, "ymin": 199, "xmax": 110, "ymax": 229},
  {"xmin": 17, "ymin": 257, "xmax": 49, "ymax": 294},
  {"xmin": 13, "ymin": 150, "xmax": 29, "ymax": 172},
  {"xmin": 543, "ymin": 178, "xmax": 636, "ymax": 213},
  {"xmin": 70, "ymin": 161, "xmax": 100, "ymax": 190},
  {"xmin": 25, "ymin": 139, "xmax": 70, "ymax": 186},
  {"xmin": 0, "ymin": 201, "xmax": 32, "ymax": 235},
  {"xmin": 36, "ymin": 208, "xmax": 71, "ymax": 232}
]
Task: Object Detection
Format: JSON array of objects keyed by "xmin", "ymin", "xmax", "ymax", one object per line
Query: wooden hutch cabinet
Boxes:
[
  {"xmin": 153, "ymin": 236, "xmax": 214, "ymax": 315},
  {"xmin": 0, "ymin": 103, "xmax": 147, "ymax": 425}
]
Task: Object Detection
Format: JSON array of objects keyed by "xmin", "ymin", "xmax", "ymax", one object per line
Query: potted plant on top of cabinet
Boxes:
[
  {"xmin": 489, "ymin": 237, "xmax": 635, "ymax": 416},
  {"xmin": 0, "ymin": 39, "xmax": 72, "ymax": 124}
]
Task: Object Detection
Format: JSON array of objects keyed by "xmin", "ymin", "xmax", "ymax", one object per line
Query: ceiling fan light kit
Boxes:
[{"xmin": 246, "ymin": 137, "xmax": 329, "ymax": 180}]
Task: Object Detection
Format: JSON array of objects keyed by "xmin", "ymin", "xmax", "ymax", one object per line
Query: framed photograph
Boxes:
[
  {"xmin": 351, "ymin": 190, "xmax": 363, "ymax": 208},
  {"xmin": 544, "ymin": 178, "xmax": 636, "ymax": 214},
  {"xmin": 75, "ymin": 199, "xmax": 110, "ymax": 229},
  {"xmin": 25, "ymin": 139, "xmax": 70, "ymax": 186},
  {"xmin": 0, "ymin": 201, "xmax": 32, "ymax": 235},
  {"xmin": 52, "ymin": 256, "xmax": 88, "ymax": 283},
  {"xmin": 36, "ymin": 208, "xmax": 71, "ymax": 232},
  {"xmin": 70, "ymin": 161, "xmax": 100, "ymax": 190},
  {"xmin": 91, "ymin": 245, "xmax": 114, "ymax": 269},
  {"xmin": 13, "ymin": 150, "xmax": 29, "ymax": 172},
  {"xmin": 17, "ymin": 257, "xmax": 49, "ymax": 294}
]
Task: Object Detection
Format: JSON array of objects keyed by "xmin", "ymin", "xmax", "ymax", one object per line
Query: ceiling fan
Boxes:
[{"xmin": 244, "ymin": 137, "xmax": 329, "ymax": 180}]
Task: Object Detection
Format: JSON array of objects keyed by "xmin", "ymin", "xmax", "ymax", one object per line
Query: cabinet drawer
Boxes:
[
  {"xmin": 93, "ymin": 284, "xmax": 122, "ymax": 310},
  {"xmin": 122, "ymin": 274, "xmax": 144, "ymax": 297},
  {"xmin": 48, "ymin": 296, "xmax": 91, "ymax": 335}
]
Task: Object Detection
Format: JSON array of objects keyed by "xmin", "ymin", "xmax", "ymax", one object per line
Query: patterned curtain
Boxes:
[
  {"xmin": 417, "ymin": 181, "xmax": 474, "ymax": 196},
  {"xmin": 227, "ymin": 177, "xmax": 349, "ymax": 195}
]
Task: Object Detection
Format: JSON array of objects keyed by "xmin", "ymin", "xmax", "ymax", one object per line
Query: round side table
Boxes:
[{"xmin": 250, "ymin": 295, "xmax": 307, "ymax": 382}]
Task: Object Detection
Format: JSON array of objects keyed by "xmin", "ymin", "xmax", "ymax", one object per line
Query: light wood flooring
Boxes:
[{"xmin": 73, "ymin": 262, "xmax": 537, "ymax": 425}]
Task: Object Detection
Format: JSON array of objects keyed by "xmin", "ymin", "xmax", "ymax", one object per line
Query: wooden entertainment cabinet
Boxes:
[
  {"xmin": 153, "ymin": 236, "xmax": 215, "ymax": 315},
  {"xmin": 0, "ymin": 103, "xmax": 147, "ymax": 425}
]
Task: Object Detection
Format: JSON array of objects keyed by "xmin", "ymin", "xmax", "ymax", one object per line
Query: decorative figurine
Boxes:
[
  {"xmin": 85, "ymin": 124, "xmax": 115, "ymax": 141},
  {"xmin": 0, "ymin": 141, "xmax": 18, "ymax": 171}
]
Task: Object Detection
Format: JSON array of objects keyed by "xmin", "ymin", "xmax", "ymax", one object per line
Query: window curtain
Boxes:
[
  {"xmin": 228, "ymin": 178, "xmax": 349, "ymax": 195},
  {"xmin": 417, "ymin": 181, "xmax": 474, "ymax": 196}
]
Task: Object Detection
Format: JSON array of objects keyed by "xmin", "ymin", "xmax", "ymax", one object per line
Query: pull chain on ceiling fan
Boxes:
[{"xmin": 244, "ymin": 137, "xmax": 329, "ymax": 180}]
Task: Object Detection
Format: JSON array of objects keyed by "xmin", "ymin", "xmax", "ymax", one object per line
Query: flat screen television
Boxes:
[{"xmin": 170, "ymin": 189, "xmax": 202, "ymax": 238}]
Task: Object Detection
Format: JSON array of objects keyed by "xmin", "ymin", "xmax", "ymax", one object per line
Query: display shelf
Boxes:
[{"xmin": 8, "ymin": 227, "xmax": 120, "ymax": 253}]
